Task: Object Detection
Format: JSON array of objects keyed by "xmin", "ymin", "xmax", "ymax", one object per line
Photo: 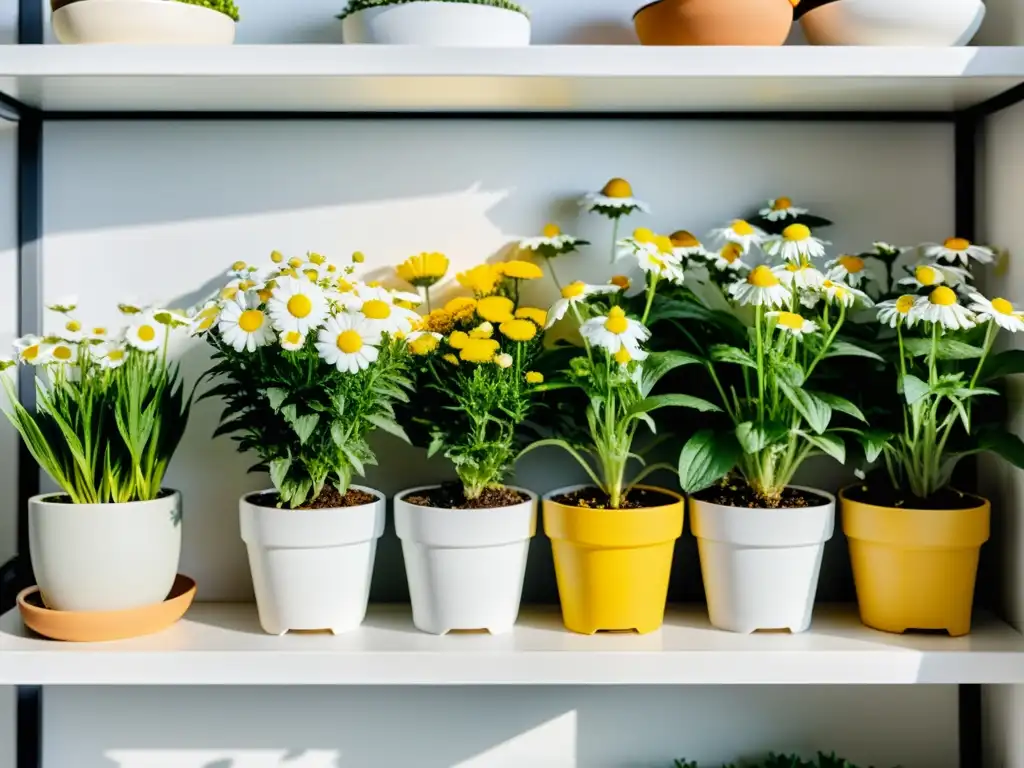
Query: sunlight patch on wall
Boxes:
[{"xmin": 452, "ymin": 710, "xmax": 577, "ymax": 768}]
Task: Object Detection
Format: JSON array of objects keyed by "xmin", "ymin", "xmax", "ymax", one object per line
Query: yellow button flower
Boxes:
[
  {"xmin": 397, "ymin": 252, "xmax": 449, "ymax": 288},
  {"xmin": 459, "ymin": 338, "xmax": 500, "ymax": 363},
  {"xmin": 477, "ymin": 296, "xmax": 515, "ymax": 324},
  {"xmin": 498, "ymin": 260, "xmax": 543, "ymax": 280},
  {"xmin": 408, "ymin": 334, "xmax": 439, "ymax": 355},
  {"xmin": 500, "ymin": 319, "xmax": 537, "ymax": 342},
  {"xmin": 525, "ymin": 371, "xmax": 544, "ymax": 384},
  {"xmin": 515, "ymin": 307, "xmax": 547, "ymax": 327},
  {"xmin": 457, "ymin": 264, "xmax": 501, "ymax": 296},
  {"xmin": 448, "ymin": 330, "xmax": 470, "ymax": 350}
]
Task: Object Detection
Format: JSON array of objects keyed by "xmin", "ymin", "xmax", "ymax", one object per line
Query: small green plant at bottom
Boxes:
[
  {"xmin": 674, "ymin": 753, "xmax": 899, "ymax": 768},
  {"xmin": 175, "ymin": 0, "xmax": 240, "ymax": 22}
]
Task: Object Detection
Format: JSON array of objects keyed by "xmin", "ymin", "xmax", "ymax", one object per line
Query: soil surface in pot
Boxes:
[
  {"xmin": 40, "ymin": 488, "xmax": 177, "ymax": 504},
  {"xmin": 403, "ymin": 482, "xmax": 528, "ymax": 510},
  {"xmin": 550, "ymin": 486, "xmax": 676, "ymax": 510},
  {"xmin": 694, "ymin": 481, "xmax": 829, "ymax": 509},
  {"xmin": 250, "ymin": 486, "xmax": 376, "ymax": 510},
  {"xmin": 843, "ymin": 483, "xmax": 983, "ymax": 511}
]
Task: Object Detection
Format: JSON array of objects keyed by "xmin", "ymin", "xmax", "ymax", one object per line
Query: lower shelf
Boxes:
[{"xmin": 1, "ymin": 603, "xmax": 1022, "ymax": 686}]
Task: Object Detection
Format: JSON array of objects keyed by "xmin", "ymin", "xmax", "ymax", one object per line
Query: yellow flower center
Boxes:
[
  {"xmin": 309, "ymin": 253, "xmax": 325, "ymax": 265},
  {"xmin": 602, "ymin": 178, "xmax": 633, "ymax": 198},
  {"xmin": 238, "ymin": 309, "xmax": 264, "ymax": 333},
  {"xmin": 838, "ymin": 255, "xmax": 864, "ymax": 273},
  {"xmin": 772, "ymin": 196, "xmax": 793, "ymax": 211},
  {"xmin": 92, "ymin": 327, "xmax": 107, "ymax": 336},
  {"xmin": 929, "ymin": 286, "xmax": 957, "ymax": 306},
  {"xmin": 783, "ymin": 223, "xmax": 811, "ymax": 242},
  {"xmin": 896, "ymin": 295, "xmax": 916, "ymax": 314},
  {"xmin": 288, "ymin": 257, "xmax": 304, "ymax": 269},
  {"xmin": 748, "ymin": 265, "xmax": 780, "ymax": 288},
  {"xmin": 53, "ymin": 345, "xmax": 72, "ymax": 361},
  {"xmin": 65, "ymin": 320, "xmax": 81, "ymax": 332},
  {"xmin": 107, "ymin": 349, "xmax": 125, "ymax": 362},
  {"xmin": 992, "ymin": 297, "xmax": 1015, "ymax": 315},
  {"xmin": 776, "ymin": 312, "xmax": 804, "ymax": 330},
  {"xmin": 562, "ymin": 282, "xmax": 586, "ymax": 299},
  {"xmin": 220, "ymin": 286, "xmax": 238, "ymax": 300},
  {"xmin": 231, "ymin": 260, "xmax": 246, "ymax": 271},
  {"xmin": 304, "ymin": 269, "xmax": 319, "ymax": 282},
  {"xmin": 137, "ymin": 325, "xmax": 156, "ymax": 342},
  {"xmin": 732, "ymin": 220, "xmax": 754, "ymax": 236},
  {"xmin": 239, "ymin": 280, "xmax": 255, "ymax": 291},
  {"xmin": 944, "ymin": 237, "xmax": 970, "ymax": 251},
  {"xmin": 287, "ymin": 294, "xmax": 312, "ymax": 319},
  {"xmin": 361, "ymin": 299, "xmax": 391, "ymax": 320},
  {"xmin": 721, "ymin": 243, "xmax": 743, "ymax": 264},
  {"xmin": 270, "ymin": 251, "xmax": 284, "ymax": 264},
  {"xmin": 604, "ymin": 307, "xmax": 629, "ymax": 335},
  {"xmin": 22, "ymin": 345, "xmax": 39, "ymax": 361},
  {"xmin": 258, "ymin": 289, "xmax": 273, "ymax": 303},
  {"xmin": 915, "ymin": 266, "xmax": 939, "ymax": 285},
  {"xmin": 670, "ymin": 230, "xmax": 699, "ymax": 248},
  {"xmin": 542, "ymin": 223, "xmax": 561, "ymax": 238},
  {"xmin": 614, "ymin": 347, "xmax": 631, "ymax": 365},
  {"xmin": 653, "ymin": 235, "xmax": 675, "ymax": 254},
  {"xmin": 283, "ymin": 330, "xmax": 302, "ymax": 346},
  {"xmin": 633, "ymin": 227, "xmax": 655, "ymax": 244},
  {"xmin": 337, "ymin": 330, "xmax": 363, "ymax": 354},
  {"xmin": 352, "ymin": 251, "xmax": 366, "ymax": 264},
  {"xmin": 610, "ymin": 275, "xmax": 630, "ymax": 290}
]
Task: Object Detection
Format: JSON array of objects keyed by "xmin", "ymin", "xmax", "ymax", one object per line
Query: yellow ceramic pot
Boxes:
[
  {"xmin": 841, "ymin": 486, "xmax": 990, "ymax": 637},
  {"xmin": 543, "ymin": 485, "xmax": 684, "ymax": 635}
]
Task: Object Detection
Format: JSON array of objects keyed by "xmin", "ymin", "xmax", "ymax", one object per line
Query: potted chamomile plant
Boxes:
[
  {"xmin": 195, "ymin": 251, "xmax": 418, "ymax": 636},
  {"xmin": 339, "ymin": 0, "xmax": 531, "ymax": 45},
  {"xmin": 666, "ymin": 212, "xmax": 874, "ymax": 634},
  {"xmin": 52, "ymin": 0, "xmax": 239, "ymax": 45},
  {"xmin": 394, "ymin": 259, "xmax": 547, "ymax": 635},
  {"xmin": 842, "ymin": 237, "xmax": 1024, "ymax": 636},
  {"xmin": 1, "ymin": 298, "xmax": 192, "ymax": 616},
  {"xmin": 523, "ymin": 229, "xmax": 720, "ymax": 635}
]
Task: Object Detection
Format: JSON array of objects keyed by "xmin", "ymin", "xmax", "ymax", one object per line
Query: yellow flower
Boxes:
[
  {"xmin": 477, "ymin": 296, "xmax": 515, "ymax": 324},
  {"xmin": 602, "ymin": 178, "xmax": 633, "ymax": 198},
  {"xmin": 633, "ymin": 227, "xmax": 655, "ymax": 244},
  {"xmin": 422, "ymin": 309, "xmax": 455, "ymax": 335},
  {"xmin": 614, "ymin": 347, "xmax": 632, "ymax": 365},
  {"xmin": 459, "ymin": 338, "xmax": 500, "ymax": 363},
  {"xmin": 515, "ymin": 307, "xmax": 547, "ymax": 326},
  {"xmin": 470, "ymin": 322, "xmax": 494, "ymax": 339},
  {"xmin": 352, "ymin": 251, "xmax": 366, "ymax": 264},
  {"xmin": 498, "ymin": 260, "xmax": 543, "ymax": 280},
  {"xmin": 443, "ymin": 354, "xmax": 459, "ymax": 366},
  {"xmin": 397, "ymin": 252, "xmax": 449, "ymax": 288},
  {"xmin": 231, "ymin": 260, "xmax": 247, "ymax": 272},
  {"xmin": 609, "ymin": 275, "xmax": 631, "ymax": 290},
  {"xmin": 542, "ymin": 223, "xmax": 561, "ymax": 238},
  {"xmin": 445, "ymin": 296, "xmax": 477, "ymax": 314},
  {"xmin": 457, "ymin": 264, "xmax": 501, "ymax": 296},
  {"xmin": 409, "ymin": 334, "xmax": 439, "ymax": 355},
  {"xmin": 525, "ymin": 371, "xmax": 544, "ymax": 384},
  {"xmin": 288, "ymin": 256, "xmax": 304, "ymax": 269},
  {"xmin": 448, "ymin": 330, "xmax": 470, "ymax": 350},
  {"xmin": 270, "ymin": 250, "xmax": 284, "ymax": 264},
  {"xmin": 499, "ymin": 319, "xmax": 537, "ymax": 342}
]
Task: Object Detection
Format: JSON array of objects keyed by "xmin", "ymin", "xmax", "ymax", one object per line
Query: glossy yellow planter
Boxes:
[
  {"xmin": 543, "ymin": 486, "xmax": 684, "ymax": 635},
  {"xmin": 842, "ymin": 487, "xmax": 990, "ymax": 637}
]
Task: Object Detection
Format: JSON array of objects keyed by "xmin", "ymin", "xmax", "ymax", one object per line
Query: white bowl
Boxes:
[
  {"xmin": 53, "ymin": 0, "xmax": 236, "ymax": 44},
  {"xmin": 800, "ymin": 0, "xmax": 986, "ymax": 46},
  {"xmin": 342, "ymin": 1, "xmax": 531, "ymax": 46}
]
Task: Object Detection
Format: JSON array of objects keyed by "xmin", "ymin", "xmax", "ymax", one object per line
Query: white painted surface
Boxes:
[
  {"xmin": 0, "ymin": 46, "xmax": 1023, "ymax": 112},
  {"xmin": 341, "ymin": 3, "xmax": 531, "ymax": 45}
]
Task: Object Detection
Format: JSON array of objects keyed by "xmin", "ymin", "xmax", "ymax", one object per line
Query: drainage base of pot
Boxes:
[{"xmin": 416, "ymin": 624, "xmax": 514, "ymax": 636}]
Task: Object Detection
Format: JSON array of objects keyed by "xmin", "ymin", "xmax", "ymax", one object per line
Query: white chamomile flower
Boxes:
[
  {"xmin": 226, "ymin": 260, "xmax": 259, "ymax": 280},
  {"xmin": 87, "ymin": 325, "xmax": 111, "ymax": 342},
  {"xmin": 923, "ymin": 238, "xmax": 995, "ymax": 267},
  {"xmin": 708, "ymin": 219, "xmax": 765, "ymax": 253},
  {"xmin": 267, "ymin": 276, "xmax": 328, "ymax": 336},
  {"xmin": 759, "ymin": 197, "xmax": 809, "ymax": 222},
  {"xmin": 619, "ymin": 232, "xmax": 685, "ymax": 284},
  {"xmin": 872, "ymin": 241, "xmax": 903, "ymax": 258},
  {"xmin": 47, "ymin": 295, "xmax": 79, "ymax": 313},
  {"xmin": 897, "ymin": 262, "xmax": 971, "ymax": 292},
  {"xmin": 316, "ymin": 313, "xmax": 380, "ymax": 374},
  {"xmin": 764, "ymin": 223, "xmax": 829, "ymax": 264},
  {"xmin": 915, "ymin": 286, "xmax": 975, "ymax": 330},
  {"xmin": 189, "ymin": 303, "xmax": 221, "ymax": 337},
  {"xmin": 774, "ymin": 261, "xmax": 826, "ymax": 290},
  {"xmin": 819, "ymin": 279, "xmax": 872, "ymax": 309},
  {"xmin": 117, "ymin": 298, "xmax": 145, "ymax": 316},
  {"xmin": 767, "ymin": 311, "xmax": 818, "ymax": 338},
  {"xmin": 125, "ymin": 313, "xmax": 166, "ymax": 352},
  {"xmin": 669, "ymin": 231, "xmax": 708, "ymax": 261},
  {"xmin": 16, "ymin": 337, "xmax": 49, "ymax": 365},
  {"xmin": 546, "ymin": 281, "xmax": 621, "ymax": 328},
  {"xmin": 47, "ymin": 340, "xmax": 77, "ymax": 365},
  {"xmin": 59, "ymin": 318, "xmax": 84, "ymax": 343},
  {"xmin": 728, "ymin": 265, "xmax": 790, "ymax": 309},
  {"xmin": 91, "ymin": 342, "xmax": 128, "ymax": 370},
  {"xmin": 343, "ymin": 285, "xmax": 419, "ymax": 337},
  {"xmin": 153, "ymin": 309, "xmax": 191, "ymax": 330},
  {"xmin": 519, "ymin": 223, "xmax": 586, "ymax": 257},
  {"xmin": 826, "ymin": 254, "xmax": 885, "ymax": 289},
  {"xmin": 279, "ymin": 329, "xmax": 306, "ymax": 352},
  {"xmin": 219, "ymin": 293, "xmax": 275, "ymax": 353},
  {"xmin": 494, "ymin": 353, "xmax": 514, "ymax": 369},
  {"xmin": 580, "ymin": 306, "xmax": 650, "ymax": 361},
  {"xmin": 968, "ymin": 293, "xmax": 1024, "ymax": 333},
  {"xmin": 708, "ymin": 243, "xmax": 749, "ymax": 272},
  {"xmin": 876, "ymin": 295, "xmax": 919, "ymax": 329},
  {"xmin": 581, "ymin": 178, "xmax": 650, "ymax": 219}
]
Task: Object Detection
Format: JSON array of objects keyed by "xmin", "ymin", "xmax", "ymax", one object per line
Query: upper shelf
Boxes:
[{"xmin": 0, "ymin": 45, "xmax": 1023, "ymax": 114}]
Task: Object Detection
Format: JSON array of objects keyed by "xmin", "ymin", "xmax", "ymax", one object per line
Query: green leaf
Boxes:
[
  {"xmin": 280, "ymin": 403, "xmax": 298, "ymax": 426},
  {"xmin": 331, "ymin": 421, "xmax": 347, "ymax": 448},
  {"xmin": 774, "ymin": 360, "xmax": 805, "ymax": 388},
  {"xmin": 265, "ymin": 387, "xmax": 288, "ymax": 412},
  {"xmin": 904, "ymin": 338, "xmax": 985, "ymax": 360},
  {"xmin": 814, "ymin": 392, "xmax": 867, "ymax": 423},
  {"xmin": 709, "ymin": 344, "xmax": 757, "ymax": 369},
  {"xmin": 981, "ymin": 349, "xmax": 1024, "ymax": 382},
  {"xmin": 801, "ymin": 432, "xmax": 846, "ymax": 464},
  {"xmin": 822, "ymin": 340, "xmax": 884, "ymax": 362},
  {"xmin": 735, "ymin": 421, "xmax": 788, "ymax": 454},
  {"xmin": 638, "ymin": 350, "xmax": 704, "ymax": 397},
  {"xmin": 268, "ymin": 457, "xmax": 291, "ymax": 490},
  {"xmin": 626, "ymin": 393, "xmax": 721, "ymax": 417},
  {"xmin": 977, "ymin": 429, "xmax": 1024, "ymax": 470},
  {"xmin": 677, "ymin": 429, "xmax": 742, "ymax": 495},
  {"xmin": 340, "ymin": 446, "xmax": 365, "ymax": 477},
  {"xmin": 857, "ymin": 429, "xmax": 893, "ymax": 464},
  {"xmin": 778, "ymin": 381, "xmax": 832, "ymax": 434},
  {"xmin": 292, "ymin": 413, "xmax": 320, "ymax": 445},
  {"xmin": 426, "ymin": 432, "xmax": 445, "ymax": 459},
  {"xmin": 900, "ymin": 374, "xmax": 930, "ymax": 405},
  {"xmin": 366, "ymin": 413, "xmax": 411, "ymax": 443}
]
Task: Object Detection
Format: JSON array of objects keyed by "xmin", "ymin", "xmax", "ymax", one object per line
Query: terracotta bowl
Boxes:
[
  {"xmin": 634, "ymin": 0, "xmax": 795, "ymax": 46},
  {"xmin": 18, "ymin": 574, "xmax": 196, "ymax": 642}
]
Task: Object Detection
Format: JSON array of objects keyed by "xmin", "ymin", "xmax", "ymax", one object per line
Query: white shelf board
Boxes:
[
  {"xmin": 2, "ymin": 604, "xmax": 1024, "ymax": 685},
  {"xmin": 0, "ymin": 46, "xmax": 1022, "ymax": 113}
]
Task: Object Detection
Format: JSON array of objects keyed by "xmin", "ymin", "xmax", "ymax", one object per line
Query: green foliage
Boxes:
[
  {"xmin": 674, "ymin": 752, "xmax": 897, "ymax": 768},
  {"xmin": 338, "ymin": 0, "xmax": 528, "ymax": 20},
  {"xmin": 175, "ymin": 0, "xmax": 240, "ymax": 21}
]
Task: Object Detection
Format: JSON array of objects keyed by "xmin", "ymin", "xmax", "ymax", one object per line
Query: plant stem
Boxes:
[
  {"xmin": 547, "ymin": 258, "xmax": 563, "ymax": 292},
  {"xmin": 755, "ymin": 305, "xmax": 765, "ymax": 424},
  {"xmin": 610, "ymin": 218, "xmax": 620, "ymax": 264},
  {"xmin": 423, "ymin": 286, "xmax": 432, "ymax": 313},
  {"xmin": 641, "ymin": 273, "xmax": 659, "ymax": 326}
]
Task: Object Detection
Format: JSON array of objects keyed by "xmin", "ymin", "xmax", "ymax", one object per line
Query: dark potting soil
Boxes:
[
  {"xmin": 250, "ymin": 486, "xmax": 377, "ymax": 510},
  {"xmin": 550, "ymin": 486, "xmax": 677, "ymax": 510},
  {"xmin": 693, "ymin": 481, "xmax": 829, "ymax": 510},
  {"xmin": 40, "ymin": 488, "xmax": 178, "ymax": 504},
  {"xmin": 402, "ymin": 482, "xmax": 528, "ymax": 509},
  {"xmin": 843, "ymin": 483, "xmax": 983, "ymax": 511}
]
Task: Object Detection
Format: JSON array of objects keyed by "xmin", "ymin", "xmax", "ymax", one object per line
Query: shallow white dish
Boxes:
[
  {"xmin": 800, "ymin": 0, "xmax": 986, "ymax": 46},
  {"xmin": 341, "ymin": 1, "xmax": 531, "ymax": 46},
  {"xmin": 53, "ymin": 0, "xmax": 236, "ymax": 44}
]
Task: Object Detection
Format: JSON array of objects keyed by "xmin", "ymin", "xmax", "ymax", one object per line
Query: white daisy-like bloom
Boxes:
[
  {"xmin": 825, "ymin": 254, "xmax": 883, "ymax": 289},
  {"xmin": 266, "ymin": 276, "xmax": 328, "ymax": 337},
  {"xmin": 117, "ymin": 298, "xmax": 146, "ymax": 316},
  {"xmin": 152, "ymin": 309, "xmax": 191, "ymax": 330},
  {"xmin": 763, "ymin": 223, "xmax": 830, "ymax": 264},
  {"xmin": 873, "ymin": 241, "xmax": 904, "ymax": 258},
  {"xmin": 59, "ymin": 319, "xmax": 84, "ymax": 343},
  {"xmin": 279, "ymin": 329, "xmax": 306, "ymax": 352},
  {"xmin": 495, "ymin": 353, "xmax": 514, "ymax": 369},
  {"xmin": 47, "ymin": 295, "xmax": 79, "ymax": 313},
  {"xmin": 968, "ymin": 293, "xmax": 1024, "ymax": 333},
  {"xmin": 46, "ymin": 340, "xmax": 77, "ymax": 366},
  {"xmin": 342, "ymin": 285, "xmax": 420, "ymax": 337},
  {"xmin": 579, "ymin": 306, "xmax": 650, "ymax": 361},
  {"xmin": 16, "ymin": 337, "xmax": 49, "ymax": 366},
  {"xmin": 767, "ymin": 311, "xmax": 818, "ymax": 338},
  {"xmin": 619, "ymin": 235, "xmax": 685, "ymax": 284},
  {"xmin": 819, "ymin": 279, "xmax": 873, "ymax": 309},
  {"xmin": 728, "ymin": 265, "xmax": 791, "ymax": 309},
  {"xmin": 758, "ymin": 197, "xmax": 809, "ymax": 222},
  {"xmin": 708, "ymin": 243, "xmax": 750, "ymax": 272},
  {"xmin": 897, "ymin": 262, "xmax": 972, "ymax": 292},
  {"xmin": 915, "ymin": 286, "xmax": 976, "ymax": 330},
  {"xmin": 923, "ymin": 238, "xmax": 995, "ymax": 267},
  {"xmin": 91, "ymin": 342, "xmax": 128, "ymax": 370},
  {"xmin": 316, "ymin": 313, "xmax": 380, "ymax": 374},
  {"xmin": 876, "ymin": 295, "xmax": 919, "ymax": 329},
  {"xmin": 519, "ymin": 223, "xmax": 585, "ymax": 256},
  {"xmin": 774, "ymin": 261, "xmax": 826, "ymax": 290},
  {"xmin": 580, "ymin": 178, "xmax": 650, "ymax": 218},
  {"xmin": 546, "ymin": 281, "xmax": 621, "ymax": 328},
  {"xmin": 87, "ymin": 325, "xmax": 112, "ymax": 342},
  {"xmin": 218, "ymin": 293, "xmax": 276, "ymax": 353},
  {"xmin": 708, "ymin": 219, "xmax": 766, "ymax": 253},
  {"xmin": 669, "ymin": 231, "xmax": 708, "ymax": 261},
  {"xmin": 189, "ymin": 302, "xmax": 222, "ymax": 337},
  {"xmin": 125, "ymin": 313, "xmax": 166, "ymax": 352}
]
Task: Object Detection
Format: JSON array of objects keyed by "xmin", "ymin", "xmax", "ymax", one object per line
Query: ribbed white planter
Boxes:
[
  {"xmin": 53, "ymin": 0, "xmax": 237, "ymax": 45},
  {"xmin": 29, "ymin": 491, "xmax": 182, "ymax": 612},
  {"xmin": 239, "ymin": 486, "xmax": 385, "ymax": 636},
  {"xmin": 394, "ymin": 486, "xmax": 537, "ymax": 635},
  {"xmin": 342, "ymin": 2, "xmax": 531, "ymax": 46},
  {"xmin": 800, "ymin": 0, "xmax": 985, "ymax": 46},
  {"xmin": 690, "ymin": 487, "xmax": 835, "ymax": 634}
]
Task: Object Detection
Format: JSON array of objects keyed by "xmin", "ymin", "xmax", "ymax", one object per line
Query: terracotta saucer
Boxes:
[{"xmin": 17, "ymin": 574, "xmax": 197, "ymax": 642}]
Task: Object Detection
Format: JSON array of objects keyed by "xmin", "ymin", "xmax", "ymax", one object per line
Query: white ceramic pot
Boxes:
[
  {"xmin": 800, "ymin": 0, "xmax": 985, "ymax": 46},
  {"xmin": 53, "ymin": 0, "xmax": 237, "ymax": 44},
  {"xmin": 239, "ymin": 486, "xmax": 385, "ymax": 636},
  {"xmin": 394, "ymin": 486, "xmax": 537, "ymax": 635},
  {"xmin": 29, "ymin": 491, "xmax": 182, "ymax": 612},
  {"xmin": 690, "ymin": 487, "xmax": 835, "ymax": 634},
  {"xmin": 342, "ymin": 2, "xmax": 531, "ymax": 46}
]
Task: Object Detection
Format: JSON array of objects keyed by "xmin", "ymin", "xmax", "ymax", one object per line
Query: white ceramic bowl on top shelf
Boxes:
[
  {"xmin": 800, "ymin": 0, "xmax": 986, "ymax": 46},
  {"xmin": 52, "ymin": 0, "xmax": 237, "ymax": 44}
]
